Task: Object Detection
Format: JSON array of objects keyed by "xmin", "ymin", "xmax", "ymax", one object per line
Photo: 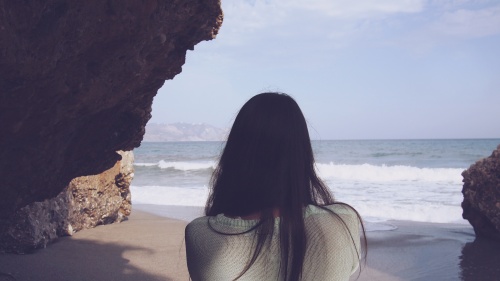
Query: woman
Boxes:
[{"xmin": 185, "ymin": 92, "xmax": 366, "ymax": 281}]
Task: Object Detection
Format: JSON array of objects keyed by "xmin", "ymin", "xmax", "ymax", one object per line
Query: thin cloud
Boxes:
[
  {"xmin": 222, "ymin": 0, "xmax": 425, "ymax": 33},
  {"xmin": 286, "ymin": 0, "xmax": 424, "ymax": 19},
  {"xmin": 395, "ymin": 4, "xmax": 500, "ymax": 52},
  {"xmin": 219, "ymin": 0, "xmax": 427, "ymax": 52},
  {"xmin": 429, "ymin": 5, "xmax": 500, "ymax": 38}
]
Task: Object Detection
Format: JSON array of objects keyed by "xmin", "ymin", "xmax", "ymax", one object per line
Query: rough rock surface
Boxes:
[
  {"xmin": 462, "ymin": 145, "xmax": 500, "ymax": 241},
  {"xmin": 0, "ymin": 1, "xmax": 222, "ymax": 236},
  {"xmin": 0, "ymin": 151, "xmax": 134, "ymax": 253}
]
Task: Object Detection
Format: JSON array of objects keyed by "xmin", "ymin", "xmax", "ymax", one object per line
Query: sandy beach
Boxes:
[
  {"xmin": 1, "ymin": 204, "xmax": 500, "ymax": 281},
  {"xmin": 353, "ymin": 221, "xmax": 500, "ymax": 281},
  {"xmin": 0, "ymin": 208, "xmax": 190, "ymax": 281}
]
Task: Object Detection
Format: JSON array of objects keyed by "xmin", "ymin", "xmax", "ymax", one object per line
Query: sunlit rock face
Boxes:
[
  {"xmin": 0, "ymin": 0, "xmax": 222, "ymax": 242},
  {"xmin": 462, "ymin": 145, "xmax": 500, "ymax": 241},
  {"xmin": 0, "ymin": 151, "xmax": 134, "ymax": 254}
]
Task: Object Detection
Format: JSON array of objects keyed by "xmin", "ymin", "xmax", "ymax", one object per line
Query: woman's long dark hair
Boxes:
[{"xmin": 205, "ymin": 92, "xmax": 366, "ymax": 280}]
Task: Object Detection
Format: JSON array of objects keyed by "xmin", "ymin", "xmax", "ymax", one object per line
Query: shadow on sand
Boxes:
[{"xmin": 0, "ymin": 238, "xmax": 173, "ymax": 281}]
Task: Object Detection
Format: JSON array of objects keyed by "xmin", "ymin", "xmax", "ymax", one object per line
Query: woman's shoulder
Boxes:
[
  {"xmin": 305, "ymin": 203, "xmax": 361, "ymax": 232},
  {"xmin": 186, "ymin": 214, "xmax": 259, "ymax": 236},
  {"xmin": 185, "ymin": 216, "xmax": 209, "ymax": 234}
]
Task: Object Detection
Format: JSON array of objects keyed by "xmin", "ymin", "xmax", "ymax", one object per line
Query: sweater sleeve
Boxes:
[
  {"xmin": 185, "ymin": 217, "xmax": 268, "ymax": 281},
  {"xmin": 302, "ymin": 204, "xmax": 361, "ymax": 280}
]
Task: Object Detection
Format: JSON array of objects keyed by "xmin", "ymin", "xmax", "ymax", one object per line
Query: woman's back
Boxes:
[
  {"xmin": 186, "ymin": 93, "xmax": 365, "ymax": 280},
  {"xmin": 185, "ymin": 204, "xmax": 360, "ymax": 281}
]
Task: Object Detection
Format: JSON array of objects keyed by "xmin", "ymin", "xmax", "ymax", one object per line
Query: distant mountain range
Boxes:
[{"xmin": 143, "ymin": 123, "xmax": 228, "ymax": 142}]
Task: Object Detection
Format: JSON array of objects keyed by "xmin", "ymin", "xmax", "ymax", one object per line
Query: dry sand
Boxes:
[
  {"xmin": 0, "ymin": 210, "xmax": 190, "ymax": 281},
  {"xmin": 1, "ymin": 204, "xmax": 500, "ymax": 281}
]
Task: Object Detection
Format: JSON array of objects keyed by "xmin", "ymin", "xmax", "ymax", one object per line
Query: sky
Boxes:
[{"xmin": 150, "ymin": 0, "xmax": 500, "ymax": 140}]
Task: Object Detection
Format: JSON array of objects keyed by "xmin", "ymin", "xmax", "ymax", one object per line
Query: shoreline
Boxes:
[
  {"xmin": 131, "ymin": 204, "xmax": 494, "ymax": 281},
  {"xmin": 1, "ymin": 204, "xmax": 499, "ymax": 281},
  {"xmin": 130, "ymin": 204, "xmax": 500, "ymax": 281}
]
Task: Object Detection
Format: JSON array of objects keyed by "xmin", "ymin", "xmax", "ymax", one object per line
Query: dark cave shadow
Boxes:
[
  {"xmin": 459, "ymin": 237, "xmax": 500, "ymax": 281},
  {"xmin": 0, "ymin": 238, "xmax": 174, "ymax": 281}
]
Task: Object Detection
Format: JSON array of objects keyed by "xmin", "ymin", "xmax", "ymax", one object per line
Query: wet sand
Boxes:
[
  {"xmin": 1, "ymin": 204, "xmax": 499, "ymax": 281},
  {"xmin": 353, "ymin": 220, "xmax": 500, "ymax": 281}
]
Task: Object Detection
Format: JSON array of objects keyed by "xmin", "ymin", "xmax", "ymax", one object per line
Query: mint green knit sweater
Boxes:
[{"xmin": 185, "ymin": 204, "xmax": 360, "ymax": 281}]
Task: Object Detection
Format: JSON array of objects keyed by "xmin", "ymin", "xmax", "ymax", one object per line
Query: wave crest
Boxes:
[
  {"xmin": 316, "ymin": 162, "xmax": 464, "ymax": 183},
  {"xmin": 135, "ymin": 160, "xmax": 216, "ymax": 171}
]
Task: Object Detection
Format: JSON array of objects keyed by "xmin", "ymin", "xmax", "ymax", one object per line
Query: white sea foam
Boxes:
[
  {"xmin": 316, "ymin": 162, "xmax": 464, "ymax": 183},
  {"xmin": 136, "ymin": 161, "xmax": 465, "ymax": 182},
  {"xmin": 131, "ymin": 163, "xmax": 469, "ymax": 225},
  {"xmin": 134, "ymin": 162, "xmax": 158, "ymax": 167},
  {"xmin": 158, "ymin": 160, "xmax": 215, "ymax": 170},
  {"xmin": 134, "ymin": 160, "xmax": 216, "ymax": 171},
  {"xmin": 352, "ymin": 201, "xmax": 466, "ymax": 224},
  {"xmin": 323, "ymin": 165, "xmax": 468, "ymax": 224},
  {"xmin": 130, "ymin": 181, "xmax": 468, "ymax": 225},
  {"xmin": 130, "ymin": 140, "xmax": 497, "ymax": 227}
]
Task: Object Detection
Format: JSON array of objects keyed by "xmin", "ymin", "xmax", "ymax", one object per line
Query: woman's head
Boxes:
[
  {"xmin": 206, "ymin": 92, "xmax": 332, "ymax": 217},
  {"xmin": 204, "ymin": 92, "xmax": 363, "ymax": 281}
]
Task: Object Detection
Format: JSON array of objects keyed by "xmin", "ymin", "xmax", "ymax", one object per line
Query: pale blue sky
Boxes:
[{"xmin": 151, "ymin": 0, "xmax": 500, "ymax": 140}]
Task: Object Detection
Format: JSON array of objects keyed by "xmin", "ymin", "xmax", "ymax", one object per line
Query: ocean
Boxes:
[{"xmin": 131, "ymin": 139, "xmax": 499, "ymax": 225}]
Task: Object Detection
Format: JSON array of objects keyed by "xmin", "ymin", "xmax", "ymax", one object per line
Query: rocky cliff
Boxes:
[
  {"xmin": 0, "ymin": 0, "xmax": 222, "ymax": 239},
  {"xmin": 0, "ymin": 151, "xmax": 134, "ymax": 253},
  {"xmin": 462, "ymin": 145, "xmax": 500, "ymax": 241}
]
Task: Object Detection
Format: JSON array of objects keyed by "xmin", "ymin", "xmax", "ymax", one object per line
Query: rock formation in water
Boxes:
[
  {"xmin": 462, "ymin": 145, "xmax": 500, "ymax": 241},
  {"xmin": 0, "ymin": 0, "xmax": 222, "ymax": 241},
  {"xmin": 0, "ymin": 151, "xmax": 134, "ymax": 253}
]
